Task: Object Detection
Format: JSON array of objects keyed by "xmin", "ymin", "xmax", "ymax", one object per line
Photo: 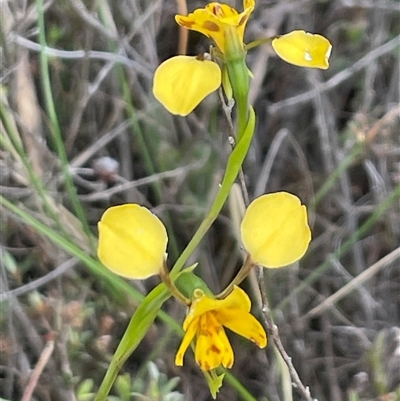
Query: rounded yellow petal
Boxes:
[
  {"xmin": 153, "ymin": 55, "xmax": 221, "ymax": 116},
  {"xmin": 272, "ymin": 30, "xmax": 332, "ymax": 70},
  {"xmin": 97, "ymin": 204, "xmax": 168, "ymax": 279},
  {"xmin": 240, "ymin": 192, "xmax": 311, "ymax": 268}
]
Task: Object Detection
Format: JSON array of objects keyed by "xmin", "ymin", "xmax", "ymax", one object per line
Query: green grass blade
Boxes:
[
  {"xmin": 94, "ymin": 285, "xmax": 171, "ymax": 401},
  {"xmin": 35, "ymin": 0, "xmax": 92, "ymax": 246}
]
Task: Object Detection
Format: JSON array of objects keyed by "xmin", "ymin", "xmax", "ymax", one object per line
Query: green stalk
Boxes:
[
  {"xmin": 35, "ymin": 0, "xmax": 92, "ymax": 247},
  {"xmin": 94, "ymin": 285, "xmax": 171, "ymax": 401},
  {"xmin": 170, "ymin": 107, "xmax": 255, "ymax": 277},
  {"xmin": 0, "ymin": 105, "xmax": 62, "ymax": 229},
  {"xmin": 226, "ymin": 56, "xmax": 250, "ymax": 142}
]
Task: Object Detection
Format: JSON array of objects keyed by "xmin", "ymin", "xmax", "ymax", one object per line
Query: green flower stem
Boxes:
[
  {"xmin": 216, "ymin": 254, "xmax": 256, "ymax": 299},
  {"xmin": 226, "ymin": 55, "xmax": 250, "ymax": 142},
  {"xmin": 221, "ymin": 27, "xmax": 250, "ymax": 142},
  {"xmin": 94, "ymin": 284, "xmax": 171, "ymax": 401},
  {"xmin": 170, "ymin": 107, "xmax": 256, "ymax": 278}
]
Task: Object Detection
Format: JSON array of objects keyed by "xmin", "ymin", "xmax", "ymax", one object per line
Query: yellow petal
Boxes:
[
  {"xmin": 175, "ymin": 1, "xmax": 254, "ymax": 55},
  {"xmin": 182, "ymin": 286, "xmax": 245, "ymax": 330},
  {"xmin": 183, "ymin": 286, "xmax": 251, "ymax": 331},
  {"xmin": 153, "ymin": 55, "xmax": 221, "ymax": 116},
  {"xmin": 272, "ymin": 30, "xmax": 332, "ymax": 69},
  {"xmin": 218, "ymin": 285, "xmax": 251, "ymax": 312},
  {"xmin": 195, "ymin": 313, "xmax": 234, "ymax": 371},
  {"xmin": 97, "ymin": 204, "xmax": 168, "ymax": 279},
  {"xmin": 217, "ymin": 309, "xmax": 267, "ymax": 348},
  {"xmin": 241, "ymin": 192, "xmax": 311, "ymax": 268},
  {"xmin": 175, "ymin": 316, "xmax": 199, "ymax": 366}
]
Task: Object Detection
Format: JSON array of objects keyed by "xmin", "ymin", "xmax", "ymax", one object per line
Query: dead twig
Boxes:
[
  {"xmin": 21, "ymin": 337, "xmax": 55, "ymax": 401},
  {"xmin": 257, "ymin": 267, "xmax": 316, "ymax": 401}
]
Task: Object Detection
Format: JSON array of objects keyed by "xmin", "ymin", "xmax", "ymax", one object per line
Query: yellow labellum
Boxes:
[
  {"xmin": 241, "ymin": 192, "xmax": 311, "ymax": 268},
  {"xmin": 153, "ymin": 55, "xmax": 221, "ymax": 116},
  {"xmin": 272, "ymin": 30, "xmax": 332, "ymax": 70},
  {"xmin": 97, "ymin": 204, "xmax": 168, "ymax": 279},
  {"xmin": 175, "ymin": 286, "xmax": 267, "ymax": 371}
]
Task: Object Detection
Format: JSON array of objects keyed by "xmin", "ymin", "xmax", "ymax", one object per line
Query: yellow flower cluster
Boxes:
[
  {"xmin": 97, "ymin": 192, "xmax": 311, "ymax": 372},
  {"xmin": 153, "ymin": 0, "xmax": 332, "ymax": 116}
]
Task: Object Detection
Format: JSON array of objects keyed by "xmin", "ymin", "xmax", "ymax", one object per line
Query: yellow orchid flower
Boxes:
[
  {"xmin": 153, "ymin": 2, "xmax": 332, "ymax": 115},
  {"xmin": 175, "ymin": 285, "xmax": 267, "ymax": 371},
  {"xmin": 97, "ymin": 204, "xmax": 168, "ymax": 279},
  {"xmin": 241, "ymin": 192, "xmax": 311, "ymax": 268},
  {"xmin": 153, "ymin": 55, "xmax": 221, "ymax": 116},
  {"xmin": 272, "ymin": 30, "xmax": 332, "ymax": 70},
  {"xmin": 175, "ymin": 0, "xmax": 255, "ymax": 58}
]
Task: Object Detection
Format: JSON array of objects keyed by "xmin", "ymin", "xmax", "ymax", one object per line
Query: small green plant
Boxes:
[{"xmin": 77, "ymin": 362, "xmax": 183, "ymax": 401}]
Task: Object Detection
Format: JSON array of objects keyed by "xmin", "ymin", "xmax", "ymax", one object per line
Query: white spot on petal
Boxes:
[{"xmin": 305, "ymin": 51, "xmax": 312, "ymax": 61}]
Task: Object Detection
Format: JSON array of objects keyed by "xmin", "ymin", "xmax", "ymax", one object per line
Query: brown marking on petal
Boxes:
[
  {"xmin": 200, "ymin": 360, "xmax": 211, "ymax": 371},
  {"xmin": 199, "ymin": 328, "xmax": 212, "ymax": 337},
  {"xmin": 212, "ymin": 4, "xmax": 222, "ymax": 17},
  {"xmin": 210, "ymin": 344, "xmax": 221, "ymax": 354},
  {"xmin": 238, "ymin": 14, "xmax": 248, "ymax": 27},
  {"xmin": 203, "ymin": 21, "xmax": 220, "ymax": 32}
]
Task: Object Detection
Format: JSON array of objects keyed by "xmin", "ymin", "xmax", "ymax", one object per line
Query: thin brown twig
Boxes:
[
  {"xmin": 175, "ymin": 0, "xmax": 188, "ymax": 55},
  {"xmin": 21, "ymin": 337, "xmax": 55, "ymax": 401},
  {"xmin": 257, "ymin": 267, "xmax": 315, "ymax": 401}
]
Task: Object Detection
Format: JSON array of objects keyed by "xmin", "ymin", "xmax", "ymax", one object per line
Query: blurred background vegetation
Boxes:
[{"xmin": 1, "ymin": 0, "xmax": 399, "ymax": 400}]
